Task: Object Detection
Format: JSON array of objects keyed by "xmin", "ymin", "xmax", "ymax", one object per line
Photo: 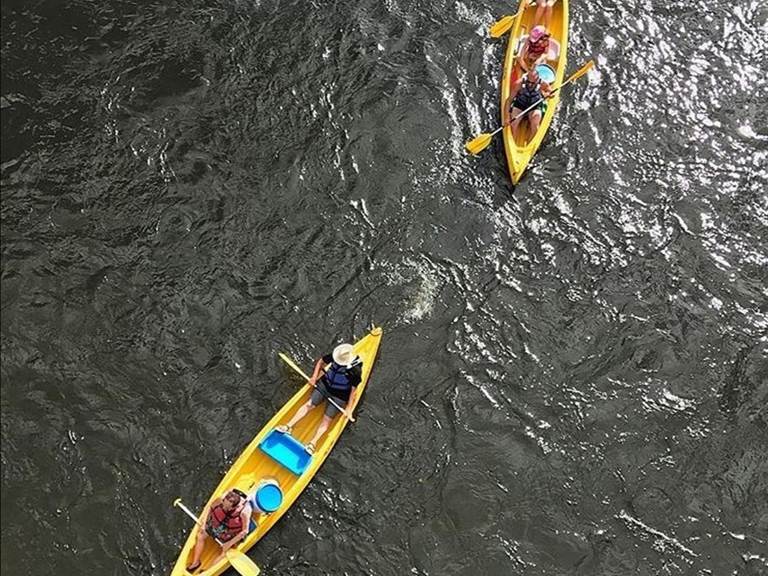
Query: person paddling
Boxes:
[
  {"xmin": 186, "ymin": 489, "xmax": 252, "ymax": 573},
  {"xmin": 517, "ymin": 25, "xmax": 553, "ymax": 72},
  {"xmin": 504, "ymin": 66, "xmax": 553, "ymax": 144},
  {"xmin": 276, "ymin": 343, "xmax": 362, "ymax": 454}
]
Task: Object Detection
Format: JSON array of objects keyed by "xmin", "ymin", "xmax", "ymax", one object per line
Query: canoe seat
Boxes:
[{"xmin": 259, "ymin": 429, "xmax": 312, "ymax": 475}]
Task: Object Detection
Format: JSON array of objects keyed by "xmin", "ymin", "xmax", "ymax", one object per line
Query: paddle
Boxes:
[
  {"xmin": 173, "ymin": 498, "xmax": 261, "ymax": 576},
  {"xmin": 465, "ymin": 59, "xmax": 594, "ymax": 156},
  {"xmin": 278, "ymin": 352, "xmax": 357, "ymax": 422},
  {"xmin": 489, "ymin": 2, "xmax": 536, "ymax": 38}
]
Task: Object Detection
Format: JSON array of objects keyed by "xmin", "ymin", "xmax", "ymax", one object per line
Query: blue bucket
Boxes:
[
  {"xmin": 535, "ymin": 64, "xmax": 556, "ymax": 84},
  {"xmin": 254, "ymin": 482, "xmax": 283, "ymax": 513},
  {"xmin": 259, "ymin": 429, "xmax": 312, "ymax": 475}
]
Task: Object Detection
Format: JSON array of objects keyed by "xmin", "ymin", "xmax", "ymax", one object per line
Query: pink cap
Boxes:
[{"xmin": 530, "ymin": 25, "xmax": 549, "ymax": 41}]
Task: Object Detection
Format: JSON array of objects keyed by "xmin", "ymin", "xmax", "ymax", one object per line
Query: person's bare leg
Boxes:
[
  {"xmin": 284, "ymin": 400, "xmax": 315, "ymax": 430},
  {"xmin": 510, "ymin": 107, "xmax": 525, "ymax": 142},
  {"xmin": 534, "ymin": 0, "xmax": 555, "ymax": 27},
  {"xmin": 527, "ymin": 110, "xmax": 542, "ymax": 143},
  {"xmin": 187, "ymin": 529, "xmax": 208, "ymax": 570},
  {"xmin": 308, "ymin": 415, "xmax": 334, "ymax": 448},
  {"xmin": 545, "ymin": 0, "xmax": 555, "ymax": 28}
]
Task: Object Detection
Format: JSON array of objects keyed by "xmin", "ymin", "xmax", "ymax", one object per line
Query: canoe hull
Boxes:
[
  {"xmin": 501, "ymin": 0, "xmax": 569, "ymax": 184},
  {"xmin": 170, "ymin": 327, "xmax": 383, "ymax": 576}
]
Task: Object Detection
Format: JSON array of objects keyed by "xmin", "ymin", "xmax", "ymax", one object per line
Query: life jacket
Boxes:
[
  {"xmin": 322, "ymin": 358, "xmax": 360, "ymax": 400},
  {"xmin": 527, "ymin": 37, "xmax": 549, "ymax": 59},
  {"xmin": 206, "ymin": 491, "xmax": 247, "ymax": 542},
  {"xmin": 513, "ymin": 75, "xmax": 543, "ymax": 110}
]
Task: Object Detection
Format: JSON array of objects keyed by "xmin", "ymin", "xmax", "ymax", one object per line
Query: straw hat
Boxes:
[{"xmin": 332, "ymin": 343, "xmax": 355, "ymax": 366}]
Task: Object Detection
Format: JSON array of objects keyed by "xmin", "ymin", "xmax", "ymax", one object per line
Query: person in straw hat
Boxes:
[{"xmin": 276, "ymin": 343, "xmax": 362, "ymax": 454}]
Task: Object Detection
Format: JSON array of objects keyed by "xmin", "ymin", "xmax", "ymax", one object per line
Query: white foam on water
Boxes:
[
  {"xmin": 737, "ymin": 124, "xmax": 766, "ymax": 140},
  {"xmin": 672, "ymin": 213, "xmax": 692, "ymax": 235},
  {"xmin": 439, "ymin": 83, "xmax": 465, "ymax": 160},
  {"xmin": 618, "ymin": 510, "xmax": 699, "ymax": 557},
  {"xmin": 660, "ymin": 388, "xmax": 695, "ymax": 411},
  {"xmin": 523, "ymin": 343, "xmax": 540, "ymax": 364},
  {"xmin": 382, "ymin": 257, "xmax": 440, "ymax": 324}
]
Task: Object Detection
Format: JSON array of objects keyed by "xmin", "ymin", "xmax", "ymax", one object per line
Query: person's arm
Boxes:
[
  {"xmin": 504, "ymin": 80, "xmax": 523, "ymax": 125},
  {"xmin": 541, "ymin": 81, "xmax": 553, "ymax": 99},
  {"xmin": 347, "ymin": 386, "xmax": 358, "ymax": 411},
  {"xmin": 516, "ymin": 44, "xmax": 530, "ymax": 72},
  {"xmin": 221, "ymin": 509, "xmax": 251, "ymax": 551},
  {"xmin": 309, "ymin": 357, "xmax": 326, "ymax": 386},
  {"xmin": 510, "ymin": 77, "xmax": 522, "ymax": 100},
  {"xmin": 346, "ymin": 366, "xmax": 363, "ymax": 412},
  {"xmin": 202, "ymin": 498, "xmax": 220, "ymax": 526}
]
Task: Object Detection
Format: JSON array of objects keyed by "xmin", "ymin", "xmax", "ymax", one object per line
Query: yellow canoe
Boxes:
[
  {"xmin": 170, "ymin": 327, "xmax": 383, "ymax": 576},
  {"xmin": 500, "ymin": 0, "xmax": 569, "ymax": 183}
]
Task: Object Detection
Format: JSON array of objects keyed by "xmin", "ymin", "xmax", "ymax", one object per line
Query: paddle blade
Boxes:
[
  {"xmin": 562, "ymin": 60, "xmax": 595, "ymax": 87},
  {"xmin": 465, "ymin": 133, "xmax": 493, "ymax": 155},
  {"xmin": 226, "ymin": 550, "xmax": 261, "ymax": 576},
  {"xmin": 279, "ymin": 352, "xmax": 311, "ymax": 381},
  {"xmin": 489, "ymin": 15, "xmax": 514, "ymax": 38}
]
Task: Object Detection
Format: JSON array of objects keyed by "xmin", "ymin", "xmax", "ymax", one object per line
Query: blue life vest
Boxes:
[{"xmin": 322, "ymin": 359, "xmax": 360, "ymax": 399}]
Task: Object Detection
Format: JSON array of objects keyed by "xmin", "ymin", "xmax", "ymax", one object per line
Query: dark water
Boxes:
[{"xmin": 2, "ymin": 0, "xmax": 767, "ymax": 574}]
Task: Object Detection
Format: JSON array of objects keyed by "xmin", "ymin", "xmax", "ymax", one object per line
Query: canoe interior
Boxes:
[
  {"xmin": 170, "ymin": 327, "xmax": 383, "ymax": 576},
  {"xmin": 501, "ymin": 0, "xmax": 569, "ymax": 183}
]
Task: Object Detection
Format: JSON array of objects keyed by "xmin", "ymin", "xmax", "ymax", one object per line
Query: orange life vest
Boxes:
[
  {"xmin": 205, "ymin": 493, "xmax": 246, "ymax": 542},
  {"xmin": 527, "ymin": 37, "xmax": 549, "ymax": 59}
]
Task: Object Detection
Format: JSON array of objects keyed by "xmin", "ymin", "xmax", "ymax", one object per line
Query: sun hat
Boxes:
[
  {"xmin": 530, "ymin": 25, "xmax": 549, "ymax": 42},
  {"xmin": 332, "ymin": 343, "xmax": 355, "ymax": 366}
]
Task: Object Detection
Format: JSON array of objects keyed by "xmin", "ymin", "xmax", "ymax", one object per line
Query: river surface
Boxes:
[{"xmin": 2, "ymin": 1, "xmax": 767, "ymax": 575}]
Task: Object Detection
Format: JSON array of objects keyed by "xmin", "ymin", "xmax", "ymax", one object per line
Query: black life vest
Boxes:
[
  {"xmin": 322, "ymin": 359, "xmax": 360, "ymax": 400},
  {"xmin": 206, "ymin": 492, "xmax": 246, "ymax": 542},
  {"xmin": 513, "ymin": 75, "xmax": 543, "ymax": 111}
]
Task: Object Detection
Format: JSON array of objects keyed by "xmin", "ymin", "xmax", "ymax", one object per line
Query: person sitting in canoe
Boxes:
[
  {"xmin": 186, "ymin": 489, "xmax": 252, "ymax": 573},
  {"xmin": 276, "ymin": 343, "xmax": 362, "ymax": 454},
  {"xmin": 517, "ymin": 25, "xmax": 554, "ymax": 73},
  {"xmin": 504, "ymin": 66, "xmax": 553, "ymax": 144}
]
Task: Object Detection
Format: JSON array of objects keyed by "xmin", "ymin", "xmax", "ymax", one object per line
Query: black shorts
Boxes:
[
  {"xmin": 310, "ymin": 381, "xmax": 348, "ymax": 417},
  {"xmin": 512, "ymin": 98, "xmax": 547, "ymax": 116}
]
